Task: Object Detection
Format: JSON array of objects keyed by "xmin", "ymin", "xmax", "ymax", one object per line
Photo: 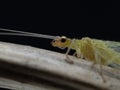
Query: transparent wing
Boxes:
[
  {"xmin": 104, "ymin": 41, "xmax": 120, "ymax": 69},
  {"xmin": 105, "ymin": 41, "xmax": 120, "ymax": 53}
]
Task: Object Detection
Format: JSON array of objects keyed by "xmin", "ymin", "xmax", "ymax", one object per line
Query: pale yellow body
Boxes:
[{"xmin": 52, "ymin": 36, "xmax": 120, "ymax": 66}]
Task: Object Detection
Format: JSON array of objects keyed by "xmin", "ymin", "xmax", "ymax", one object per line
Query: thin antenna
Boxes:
[
  {"xmin": 0, "ymin": 33, "xmax": 55, "ymax": 39},
  {"xmin": 0, "ymin": 28, "xmax": 57, "ymax": 39}
]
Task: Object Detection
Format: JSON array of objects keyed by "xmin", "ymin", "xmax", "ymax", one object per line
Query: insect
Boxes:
[
  {"xmin": 0, "ymin": 28, "xmax": 120, "ymax": 82},
  {"xmin": 51, "ymin": 36, "xmax": 120, "ymax": 65},
  {"xmin": 51, "ymin": 36, "xmax": 120, "ymax": 82}
]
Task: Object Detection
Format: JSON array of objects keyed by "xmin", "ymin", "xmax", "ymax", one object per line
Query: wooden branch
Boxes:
[{"xmin": 0, "ymin": 41, "xmax": 120, "ymax": 90}]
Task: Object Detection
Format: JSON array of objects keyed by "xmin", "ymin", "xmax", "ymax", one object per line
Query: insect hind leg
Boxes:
[
  {"xmin": 95, "ymin": 51, "xmax": 106, "ymax": 83},
  {"xmin": 99, "ymin": 62, "xmax": 106, "ymax": 83}
]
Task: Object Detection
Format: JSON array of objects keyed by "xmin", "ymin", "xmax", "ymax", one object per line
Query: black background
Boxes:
[{"xmin": 0, "ymin": 1, "xmax": 116, "ymax": 53}]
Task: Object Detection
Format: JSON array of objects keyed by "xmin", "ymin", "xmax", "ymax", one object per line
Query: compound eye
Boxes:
[{"xmin": 61, "ymin": 38, "xmax": 66, "ymax": 43}]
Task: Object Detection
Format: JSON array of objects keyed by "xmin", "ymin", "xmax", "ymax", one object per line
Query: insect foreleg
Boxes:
[{"xmin": 65, "ymin": 39, "xmax": 76, "ymax": 64}]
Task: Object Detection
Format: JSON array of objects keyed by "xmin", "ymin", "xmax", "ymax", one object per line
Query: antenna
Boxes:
[{"xmin": 0, "ymin": 28, "xmax": 57, "ymax": 39}]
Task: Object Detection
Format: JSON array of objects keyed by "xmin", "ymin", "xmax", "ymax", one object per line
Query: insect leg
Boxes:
[
  {"xmin": 73, "ymin": 52, "xmax": 78, "ymax": 57},
  {"xmin": 65, "ymin": 39, "xmax": 75, "ymax": 64},
  {"xmin": 99, "ymin": 61, "xmax": 106, "ymax": 83},
  {"xmin": 95, "ymin": 50, "xmax": 106, "ymax": 83},
  {"xmin": 73, "ymin": 52, "xmax": 77, "ymax": 56}
]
